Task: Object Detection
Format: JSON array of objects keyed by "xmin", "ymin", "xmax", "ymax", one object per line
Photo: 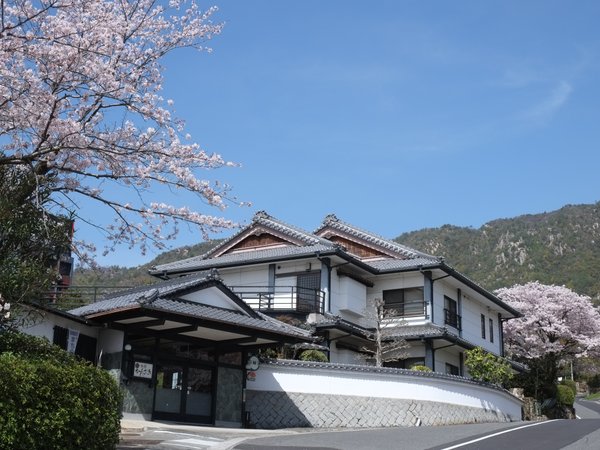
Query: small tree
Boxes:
[
  {"xmin": 361, "ymin": 298, "xmax": 409, "ymax": 367},
  {"xmin": 464, "ymin": 347, "xmax": 513, "ymax": 386}
]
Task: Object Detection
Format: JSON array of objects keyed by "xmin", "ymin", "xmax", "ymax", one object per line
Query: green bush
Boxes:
[
  {"xmin": 464, "ymin": 347, "xmax": 513, "ymax": 387},
  {"xmin": 561, "ymin": 379, "xmax": 577, "ymax": 396},
  {"xmin": 298, "ymin": 349, "xmax": 328, "ymax": 362},
  {"xmin": 0, "ymin": 331, "xmax": 123, "ymax": 450},
  {"xmin": 557, "ymin": 384, "xmax": 575, "ymax": 406},
  {"xmin": 410, "ymin": 364, "xmax": 432, "ymax": 372}
]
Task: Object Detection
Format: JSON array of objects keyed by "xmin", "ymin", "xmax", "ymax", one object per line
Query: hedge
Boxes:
[
  {"xmin": 0, "ymin": 331, "xmax": 123, "ymax": 450},
  {"xmin": 556, "ymin": 384, "xmax": 575, "ymax": 406}
]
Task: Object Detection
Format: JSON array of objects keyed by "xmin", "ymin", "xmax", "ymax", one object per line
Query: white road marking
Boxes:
[
  {"xmin": 166, "ymin": 437, "xmax": 225, "ymax": 447},
  {"xmin": 440, "ymin": 420, "xmax": 559, "ymax": 449}
]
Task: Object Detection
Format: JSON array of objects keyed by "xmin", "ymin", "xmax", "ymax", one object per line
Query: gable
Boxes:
[
  {"xmin": 179, "ymin": 286, "xmax": 252, "ymax": 314},
  {"xmin": 327, "ymin": 236, "xmax": 389, "ymax": 259},
  {"xmin": 223, "ymin": 233, "xmax": 291, "ymax": 254}
]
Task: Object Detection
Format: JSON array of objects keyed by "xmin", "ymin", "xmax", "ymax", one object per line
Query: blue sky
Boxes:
[{"xmin": 87, "ymin": 0, "xmax": 600, "ymax": 267}]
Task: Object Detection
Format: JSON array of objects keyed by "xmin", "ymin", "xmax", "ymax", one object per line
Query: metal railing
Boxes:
[
  {"xmin": 444, "ymin": 308, "xmax": 462, "ymax": 330},
  {"xmin": 384, "ymin": 300, "xmax": 427, "ymax": 318},
  {"xmin": 230, "ymin": 286, "xmax": 325, "ymax": 314},
  {"xmin": 41, "ymin": 285, "xmax": 136, "ymax": 311}
]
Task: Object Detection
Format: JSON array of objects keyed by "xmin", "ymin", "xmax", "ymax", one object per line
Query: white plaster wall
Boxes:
[
  {"xmin": 20, "ymin": 310, "xmax": 99, "ymax": 342},
  {"xmin": 220, "ymin": 266, "xmax": 269, "ymax": 287},
  {"xmin": 181, "ymin": 287, "xmax": 244, "ymax": 311},
  {"xmin": 331, "ymin": 275, "xmax": 366, "ymax": 318},
  {"xmin": 329, "ymin": 345, "xmax": 360, "ymax": 365},
  {"xmin": 460, "ymin": 293, "xmax": 500, "ymax": 355},
  {"xmin": 434, "ymin": 347, "xmax": 462, "ymax": 374},
  {"xmin": 275, "ymin": 260, "xmax": 321, "ymax": 276},
  {"xmin": 98, "ymin": 328, "xmax": 124, "ymax": 354},
  {"xmin": 248, "ymin": 362, "xmax": 522, "ymax": 419},
  {"xmin": 368, "ymin": 273, "xmax": 425, "ymax": 301}
]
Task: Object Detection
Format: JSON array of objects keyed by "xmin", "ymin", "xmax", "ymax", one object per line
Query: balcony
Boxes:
[
  {"xmin": 444, "ymin": 308, "xmax": 462, "ymax": 330},
  {"xmin": 230, "ymin": 286, "xmax": 325, "ymax": 314}
]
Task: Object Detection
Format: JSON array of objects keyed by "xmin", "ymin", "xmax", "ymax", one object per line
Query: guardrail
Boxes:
[
  {"xmin": 41, "ymin": 285, "xmax": 136, "ymax": 311},
  {"xmin": 230, "ymin": 286, "xmax": 325, "ymax": 314}
]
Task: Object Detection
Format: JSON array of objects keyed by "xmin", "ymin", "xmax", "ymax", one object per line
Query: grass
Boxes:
[{"xmin": 585, "ymin": 392, "xmax": 600, "ymax": 401}]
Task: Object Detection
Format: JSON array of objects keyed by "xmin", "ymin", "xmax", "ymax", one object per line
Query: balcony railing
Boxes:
[
  {"xmin": 230, "ymin": 286, "xmax": 325, "ymax": 314},
  {"xmin": 384, "ymin": 300, "xmax": 427, "ymax": 318},
  {"xmin": 41, "ymin": 285, "xmax": 136, "ymax": 311},
  {"xmin": 444, "ymin": 308, "xmax": 462, "ymax": 330}
]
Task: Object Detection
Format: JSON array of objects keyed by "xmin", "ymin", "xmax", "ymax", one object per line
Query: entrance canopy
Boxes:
[{"xmin": 68, "ymin": 270, "xmax": 313, "ymax": 350}]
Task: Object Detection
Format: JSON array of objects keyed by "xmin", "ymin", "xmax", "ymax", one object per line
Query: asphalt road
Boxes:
[{"xmin": 119, "ymin": 400, "xmax": 600, "ymax": 450}]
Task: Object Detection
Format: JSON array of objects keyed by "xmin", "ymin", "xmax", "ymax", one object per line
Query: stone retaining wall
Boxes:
[
  {"xmin": 246, "ymin": 391, "xmax": 514, "ymax": 429},
  {"xmin": 245, "ymin": 360, "xmax": 522, "ymax": 429}
]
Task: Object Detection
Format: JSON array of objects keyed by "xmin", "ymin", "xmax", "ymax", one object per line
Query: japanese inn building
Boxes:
[{"xmin": 25, "ymin": 211, "xmax": 521, "ymax": 427}]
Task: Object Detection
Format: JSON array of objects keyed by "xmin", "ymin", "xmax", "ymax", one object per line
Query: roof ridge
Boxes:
[
  {"xmin": 252, "ymin": 211, "xmax": 333, "ymax": 246},
  {"xmin": 317, "ymin": 214, "xmax": 439, "ymax": 260}
]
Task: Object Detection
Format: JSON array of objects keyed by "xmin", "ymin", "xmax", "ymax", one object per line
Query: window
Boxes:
[
  {"xmin": 383, "ymin": 287, "xmax": 425, "ymax": 317},
  {"xmin": 53, "ymin": 326, "xmax": 97, "ymax": 363},
  {"xmin": 445, "ymin": 363, "xmax": 460, "ymax": 376},
  {"xmin": 444, "ymin": 296, "xmax": 461, "ymax": 329},
  {"xmin": 481, "ymin": 314, "xmax": 486, "ymax": 339},
  {"xmin": 489, "ymin": 318, "xmax": 494, "ymax": 343}
]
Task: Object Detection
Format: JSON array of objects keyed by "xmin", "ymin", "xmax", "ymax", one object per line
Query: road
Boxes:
[{"xmin": 119, "ymin": 399, "xmax": 600, "ymax": 450}]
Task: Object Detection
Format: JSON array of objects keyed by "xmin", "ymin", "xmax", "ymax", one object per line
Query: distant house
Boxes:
[{"xmin": 149, "ymin": 211, "xmax": 521, "ymax": 376}]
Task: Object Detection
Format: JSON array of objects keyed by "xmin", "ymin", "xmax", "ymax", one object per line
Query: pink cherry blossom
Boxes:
[
  {"xmin": 0, "ymin": 0, "xmax": 242, "ymax": 260},
  {"xmin": 496, "ymin": 282, "xmax": 600, "ymax": 360}
]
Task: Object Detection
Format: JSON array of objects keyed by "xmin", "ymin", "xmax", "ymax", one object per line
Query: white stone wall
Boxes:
[{"xmin": 245, "ymin": 360, "xmax": 522, "ymax": 429}]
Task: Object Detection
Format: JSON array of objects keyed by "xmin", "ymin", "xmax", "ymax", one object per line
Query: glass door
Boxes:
[
  {"xmin": 153, "ymin": 363, "xmax": 214, "ymax": 423},
  {"xmin": 154, "ymin": 364, "xmax": 184, "ymax": 415},
  {"xmin": 185, "ymin": 367, "xmax": 213, "ymax": 420}
]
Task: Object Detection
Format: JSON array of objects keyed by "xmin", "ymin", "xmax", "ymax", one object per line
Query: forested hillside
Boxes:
[
  {"xmin": 395, "ymin": 202, "xmax": 600, "ymax": 300},
  {"xmin": 75, "ymin": 202, "xmax": 600, "ymax": 302},
  {"xmin": 73, "ymin": 240, "xmax": 221, "ymax": 287}
]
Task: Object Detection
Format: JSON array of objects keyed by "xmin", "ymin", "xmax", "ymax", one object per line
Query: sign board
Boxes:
[
  {"xmin": 133, "ymin": 361, "xmax": 153, "ymax": 379},
  {"xmin": 245, "ymin": 355, "xmax": 260, "ymax": 371}
]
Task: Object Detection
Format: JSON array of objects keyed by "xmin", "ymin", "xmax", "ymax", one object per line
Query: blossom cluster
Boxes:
[{"xmin": 0, "ymin": 0, "xmax": 241, "ymax": 258}]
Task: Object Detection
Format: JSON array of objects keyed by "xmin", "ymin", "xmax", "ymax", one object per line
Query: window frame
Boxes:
[
  {"xmin": 382, "ymin": 287, "xmax": 425, "ymax": 317},
  {"xmin": 481, "ymin": 314, "xmax": 486, "ymax": 339}
]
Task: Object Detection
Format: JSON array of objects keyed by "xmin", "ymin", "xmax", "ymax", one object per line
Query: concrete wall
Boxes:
[{"xmin": 245, "ymin": 360, "xmax": 522, "ymax": 429}]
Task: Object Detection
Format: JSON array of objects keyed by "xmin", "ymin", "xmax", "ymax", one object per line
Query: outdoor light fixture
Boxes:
[{"xmin": 124, "ymin": 344, "xmax": 132, "ymax": 351}]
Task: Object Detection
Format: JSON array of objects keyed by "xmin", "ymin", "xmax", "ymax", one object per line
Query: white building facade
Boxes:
[{"xmin": 150, "ymin": 212, "xmax": 521, "ymax": 377}]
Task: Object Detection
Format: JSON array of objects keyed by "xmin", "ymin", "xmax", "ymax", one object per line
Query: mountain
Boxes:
[
  {"xmin": 395, "ymin": 202, "xmax": 600, "ymax": 301},
  {"xmin": 73, "ymin": 240, "xmax": 222, "ymax": 287},
  {"xmin": 74, "ymin": 202, "xmax": 600, "ymax": 302}
]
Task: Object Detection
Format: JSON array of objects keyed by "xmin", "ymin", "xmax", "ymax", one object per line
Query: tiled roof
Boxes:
[
  {"xmin": 69, "ymin": 272, "xmax": 219, "ymax": 316},
  {"xmin": 150, "ymin": 243, "xmax": 336, "ymax": 274},
  {"xmin": 67, "ymin": 272, "xmax": 312, "ymax": 339},
  {"xmin": 364, "ymin": 257, "xmax": 442, "ymax": 272},
  {"xmin": 262, "ymin": 359, "xmax": 517, "ymax": 394},
  {"xmin": 317, "ymin": 214, "xmax": 440, "ymax": 261},
  {"xmin": 250, "ymin": 211, "xmax": 332, "ymax": 247}
]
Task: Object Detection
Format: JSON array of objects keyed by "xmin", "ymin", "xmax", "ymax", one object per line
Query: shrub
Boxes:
[
  {"xmin": 410, "ymin": 364, "xmax": 432, "ymax": 372},
  {"xmin": 561, "ymin": 379, "xmax": 577, "ymax": 396},
  {"xmin": 557, "ymin": 384, "xmax": 575, "ymax": 406},
  {"xmin": 0, "ymin": 331, "xmax": 122, "ymax": 450},
  {"xmin": 464, "ymin": 347, "xmax": 513, "ymax": 386},
  {"xmin": 298, "ymin": 349, "xmax": 328, "ymax": 362}
]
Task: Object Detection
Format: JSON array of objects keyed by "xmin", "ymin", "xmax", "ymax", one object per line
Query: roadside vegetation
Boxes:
[{"xmin": 0, "ymin": 331, "xmax": 122, "ymax": 450}]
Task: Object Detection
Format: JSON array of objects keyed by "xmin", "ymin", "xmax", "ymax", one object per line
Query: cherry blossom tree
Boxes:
[
  {"xmin": 496, "ymin": 282, "xmax": 600, "ymax": 400},
  {"xmin": 0, "ymin": 0, "xmax": 241, "ymax": 262}
]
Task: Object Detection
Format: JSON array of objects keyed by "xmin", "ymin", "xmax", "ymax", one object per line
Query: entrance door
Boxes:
[{"xmin": 154, "ymin": 364, "xmax": 214, "ymax": 423}]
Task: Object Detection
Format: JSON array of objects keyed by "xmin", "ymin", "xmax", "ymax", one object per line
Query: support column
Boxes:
[
  {"xmin": 320, "ymin": 257, "xmax": 331, "ymax": 314},
  {"xmin": 498, "ymin": 313, "xmax": 505, "ymax": 357},
  {"xmin": 457, "ymin": 288, "xmax": 463, "ymax": 337},
  {"xmin": 424, "ymin": 339, "xmax": 435, "ymax": 371},
  {"xmin": 423, "ymin": 271, "xmax": 434, "ymax": 322}
]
